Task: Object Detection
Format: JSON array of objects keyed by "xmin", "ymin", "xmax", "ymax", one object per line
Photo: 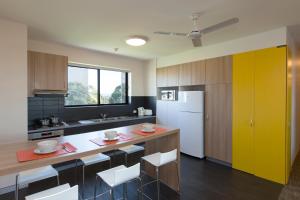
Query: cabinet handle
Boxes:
[
  {"xmin": 250, "ymin": 119, "xmax": 254, "ymax": 127},
  {"xmin": 206, "ymin": 114, "xmax": 209, "ymax": 120}
]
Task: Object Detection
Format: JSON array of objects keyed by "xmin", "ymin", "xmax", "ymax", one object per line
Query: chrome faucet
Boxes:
[{"xmin": 100, "ymin": 113, "xmax": 107, "ymax": 119}]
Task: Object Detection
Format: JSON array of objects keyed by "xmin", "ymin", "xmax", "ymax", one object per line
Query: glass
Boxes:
[
  {"xmin": 100, "ymin": 70, "xmax": 126, "ymax": 104},
  {"xmin": 65, "ymin": 67, "xmax": 98, "ymax": 106}
]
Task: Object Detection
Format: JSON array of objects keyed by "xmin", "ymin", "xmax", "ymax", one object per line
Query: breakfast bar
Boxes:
[{"xmin": 0, "ymin": 124, "xmax": 180, "ymax": 192}]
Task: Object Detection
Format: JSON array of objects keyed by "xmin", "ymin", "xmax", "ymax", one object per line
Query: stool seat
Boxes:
[
  {"xmin": 80, "ymin": 153, "xmax": 110, "ymax": 166},
  {"xmin": 97, "ymin": 163, "xmax": 140, "ymax": 187},
  {"xmin": 25, "ymin": 184, "xmax": 78, "ymax": 200},
  {"xmin": 119, "ymin": 145, "xmax": 144, "ymax": 154},
  {"xmin": 142, "ymin": 149, "xmax": 177, "ymax": 167},
  {"xmin": 18, "ymin": 166, "xmax": 58, "ymax": 185}
]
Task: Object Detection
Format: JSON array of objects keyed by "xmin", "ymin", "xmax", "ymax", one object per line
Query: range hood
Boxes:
[{"xmin": 34, "ymin": 90, "xmax": 67, "ymax": 97}]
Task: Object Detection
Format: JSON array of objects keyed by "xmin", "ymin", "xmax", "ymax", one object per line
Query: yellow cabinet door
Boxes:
[
  {"xmin": 232, "ymin": 52, "xmax": 255, "ymax": 174},
  {"xmin": 254, "ymin": 47, "xmax": 287, "ymax": 184}
]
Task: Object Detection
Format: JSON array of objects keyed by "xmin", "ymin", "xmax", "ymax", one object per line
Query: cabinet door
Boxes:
[
  {"xmin": 205, "ymin": 83, "xmax": 232, "ymax": 163},
  {"xmin": 232, "ymin": 52, "xmax": 255, "ymax": 174},
  {"xmin": 167, "ymin": 101, "xmax": 179, "ymax": 128},
  {"xmin": 31, "ymin": 51, "xmax": 68, "ymax": 91},
  {"xmin": 157, "ymin": 68, "xmax": 168, "ymax": 87},
  {"xmin": 34, "ymin": 52, "xmax": 49, "ymax": 90},
  {"xmin": 156, "ymin": 100, "xmax": 168, "ymax": 125},
  {"xmin": 48, "ymin": 54, "xmax": 68, "ymax": 90},
  {"xmin": 167, "ymin": 65, "xmax": 179, "ymax": 86},
  {"xmin": 254, "ymin": 47, "xmax": 287, "ymax": 184},
  {"xmin": 205, "ymin": 56, "xmax": 232, "ymax": 84},
  {"xmin": 179, "ymin": 63, "xmax": 192, "ymax": 86},
  {"xmin": 191, "ymin": 60, "xmax": 205, "ymax": 85}
]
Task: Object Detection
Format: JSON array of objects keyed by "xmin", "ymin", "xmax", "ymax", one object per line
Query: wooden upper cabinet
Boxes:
[
  {"xmin": 157, "ymin": 66, "xmax": 179, "ymax": 87},
  {"xmin": 157, "ymin": 67, "xmax": 168, "ymax": 87},
  {"xmin": 191, "ymin": 60, "xmax": 205, "ymax": 85},
  {"xmin": 179, "ymin": 63, "xmax": 192, "ymax": 86},
  {"xmin": 205, "ymin": 56, "xmax": 232, "ymax": 84},
  {"xmin": 167, "ymin": 65, "xmax": 179, "ymax": 86},
  {"xmin": 28, "ymin": 51, "xmax": 68, "ymax": 95}
]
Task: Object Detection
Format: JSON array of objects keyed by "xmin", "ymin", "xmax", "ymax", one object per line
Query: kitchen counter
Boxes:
[
  {"xmin": 28, "ymin": 115, "xmax": 156, "ymax": 134},
  {"xmin": 1, "ymin": 124, "xmax": 180, "ymax": 192}
]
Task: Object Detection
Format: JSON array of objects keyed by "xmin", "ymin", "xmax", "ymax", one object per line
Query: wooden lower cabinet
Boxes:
[{"xmin": 205, "ymin": 83, "xmax": 232, "ymax": 163}]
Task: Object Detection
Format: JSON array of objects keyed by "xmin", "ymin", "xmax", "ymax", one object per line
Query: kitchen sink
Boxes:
[{"xmin": 79, "ymin": 116, "xmax": 137, "ymax": 124}]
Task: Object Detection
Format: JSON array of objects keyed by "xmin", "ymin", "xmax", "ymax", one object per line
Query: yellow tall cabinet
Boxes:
[{"xmin": 232, "ymin": 46, "xmax": 290, "ymax": 184}]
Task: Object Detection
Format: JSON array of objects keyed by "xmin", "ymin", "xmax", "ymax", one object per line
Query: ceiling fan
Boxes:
[{"xmin": 154, "ymin": 13, "xmax": 239, "ymax": 47}]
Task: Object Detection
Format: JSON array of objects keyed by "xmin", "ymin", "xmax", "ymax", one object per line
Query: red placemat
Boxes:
[
  {"xmin": 90, "ymin": 133, "xmax": 133, "ymax": 146},
  {"xmin": 132, "ymin": 127, "xmax": 167, "ymax": 136},
  {"xmin": 16, "ymin": 143, "xmax": 77, "ymax": 162}
]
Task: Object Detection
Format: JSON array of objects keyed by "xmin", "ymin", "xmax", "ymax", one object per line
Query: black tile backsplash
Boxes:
[
  {"xmin": 28, "ymin": 96, "xmax": 65, "ymax": 126},
  {"xmin": 63, "ymin": 96, "xmax": 157, "ymax": 122},
  {"xmin": 28, "ymin": 96, "xmax": 156, "ymax": 125}
]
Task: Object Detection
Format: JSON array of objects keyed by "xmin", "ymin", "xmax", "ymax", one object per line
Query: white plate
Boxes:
[
  {"xmin": 141, "ymin": 128, "xmax": 155, "ymax": 133},
  {"xmin": 103, "ymin": 136, "xmax": 120, "ymax": 141},
  {"xmin": 34, "ymin": 146, "xmax": 61, "ymax": 155}
]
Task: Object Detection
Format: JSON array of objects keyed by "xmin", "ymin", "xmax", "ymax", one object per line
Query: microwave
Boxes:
[{"xmin": 161, "ymin": 90, "xmax": 176, "ymax": 101}]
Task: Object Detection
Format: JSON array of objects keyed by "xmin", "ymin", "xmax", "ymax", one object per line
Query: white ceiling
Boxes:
[{"xmin": 0, "ymin": 0, "xmax": 300, "ymax": 60}]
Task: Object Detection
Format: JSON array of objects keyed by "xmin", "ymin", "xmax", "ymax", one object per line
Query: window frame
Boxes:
[{"xmin": 65, "ymin": 65, "xmax": 129, "ymax": 107}]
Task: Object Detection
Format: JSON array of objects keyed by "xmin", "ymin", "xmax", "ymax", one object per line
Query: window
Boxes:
[{"xmin": 65, "ymin": 66, "xmax": 128, "ymax": 106}]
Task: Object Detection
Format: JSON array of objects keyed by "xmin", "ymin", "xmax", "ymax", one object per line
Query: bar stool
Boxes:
[
  {"xmin": 119, "ymin": 145, "xmax": 145, "ymax": 166},
  {"xmin": 80, "ymin": 153, "xmax": 111, "ymax": 199},
  {"xmin": 25, "ymin": 183, "xmax": 78, "ymax": 200},
  {"xmin": 15, "ymin": 165, "xmax": 59, "ymax": 200},
  {"xmin": 94, "ymin": 163, "xmax": 143, "ymax": 200},
  {"xmin": 141, "ymin": 149, "xmax": 178, "ymax": 200}
]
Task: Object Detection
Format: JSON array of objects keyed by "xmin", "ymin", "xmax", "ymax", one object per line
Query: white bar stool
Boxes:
[
  {"xmin": 141, "ymin": 149, "xmax": 179, "ymax": 200},
  {"xmin": 80, "ymin": 153, "xmax": 111, "ymax": 199},
  {"xmin": 94, "ymin": 163, "xmax": 143, "ymax": 200},
  {"xmin": 119, "ymin": 145, "xmax": 145, "ymax": 166},
  {"xmin": 25, "ymin": 183, "xmax": 78, "ymax": 200},
  {"xmin": 15, "ymin": 165, "xmax": 59, "ymax": 200}
]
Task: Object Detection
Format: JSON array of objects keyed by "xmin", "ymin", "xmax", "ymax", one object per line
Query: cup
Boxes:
[
  {"xmin": 37, "ymin": 140, "xmax": 58, "ymax": 153},
  {"xmin": 142, "ymin": 123, "xmax": 154, "ymax": 131},
  {"xmin": 104, "ymin": 131, "xmax": 118, "ymax": 140}
]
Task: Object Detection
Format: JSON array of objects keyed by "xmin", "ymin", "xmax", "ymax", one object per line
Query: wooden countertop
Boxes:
[{"xmin": 0, "ymin": 124, "xmax": 179, "ymax": 176}]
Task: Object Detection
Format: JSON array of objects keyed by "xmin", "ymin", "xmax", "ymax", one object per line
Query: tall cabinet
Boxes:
[
  {"xmin": 205, "ymin": 56, "xmax": 232, "ymax": 163},
  {"xmin": 232, "ymin": 46, "xmax": 289, "ymax": 184}
]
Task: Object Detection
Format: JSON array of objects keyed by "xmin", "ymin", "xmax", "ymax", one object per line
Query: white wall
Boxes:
[
  {"xmin": 144, "ymin": 58, "xmax": 157, "ymax": 96},
  {"xmin": 157, "ymin": 27, "xmax": 287, "ymax": 67},
  {"xmin": 28, "ymin": 39, "xmax": 146, "ymax": 96},
  {"xmin": 0, "ymin": 18, "xmax": 27, "ymax": 192},
  {"xmin": 287, "ymin": 28, "xmax": 300, "ymax": 165},
  {"xmin": 0, "ymin": 19, "xmax": 27, "ymax": 144}
]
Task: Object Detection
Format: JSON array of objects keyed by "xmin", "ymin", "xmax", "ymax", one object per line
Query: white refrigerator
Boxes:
[{"xmin": 178, "ymin": 91, "xmax": 204, "ymax": 158}]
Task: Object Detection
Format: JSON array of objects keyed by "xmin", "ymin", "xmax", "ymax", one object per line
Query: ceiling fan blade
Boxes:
[
  {"xmin": 200, "ymin": 17, "xmax": 239, "ymax": 35},
  {"xmin": 154, "ymin": 31, "xmax": 188, "ymax": 37},
  {"xmin": 192, "ymin": 38, "xmax": 202, "ymax": 47},
  {"xmin": 154, "ymin": 31, "xmax": 172, "ymax": 35}
]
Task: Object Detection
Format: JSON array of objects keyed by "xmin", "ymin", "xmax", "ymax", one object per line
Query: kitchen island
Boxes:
[{"xmin": 0, "ymin": 124, "xmax": 180, "ymax": 192}]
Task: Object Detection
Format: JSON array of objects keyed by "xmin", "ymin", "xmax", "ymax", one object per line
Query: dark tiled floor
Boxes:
[
  {"xmin": 279, "ymin": 153, "xmax": 300, "ymax": 200},
  {"xmin": 0, "ymin": 154, "xmax": 284, "ymax": 200}
]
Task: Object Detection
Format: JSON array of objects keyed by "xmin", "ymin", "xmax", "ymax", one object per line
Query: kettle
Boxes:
[{"xmin": 137, "ymin": 107, "xmax": 145, "ymax": 116}]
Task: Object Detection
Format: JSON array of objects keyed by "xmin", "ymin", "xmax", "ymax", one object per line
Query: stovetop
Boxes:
[{"xmin": 28, "ymin": 122, "xmax": 69, "ymax": 133}]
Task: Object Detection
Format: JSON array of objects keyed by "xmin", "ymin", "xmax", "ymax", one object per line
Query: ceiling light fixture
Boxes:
[{"xmin": 126, "ymin": 36, "xmax": 147, "ymax": 46}]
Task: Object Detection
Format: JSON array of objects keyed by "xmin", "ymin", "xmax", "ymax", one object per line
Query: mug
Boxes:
[
  {"xmin": 104, "ymin": 131, "xmax": 118, "ymax": 140},
  {"xmin": 142, "ymin": 123, "xmax": 154, "ymax": 131}
]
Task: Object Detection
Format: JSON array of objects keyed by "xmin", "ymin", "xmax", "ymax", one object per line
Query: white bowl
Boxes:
[{"xmin": 37, "ymin": 140, "xmax": 58, "ymax": 153}]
